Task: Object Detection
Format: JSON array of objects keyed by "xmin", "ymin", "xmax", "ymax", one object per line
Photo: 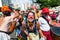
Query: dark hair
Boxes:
[
  {"xmin": 51, "ymin": 17, "xmax": 56, "ymax": 20},
  {"xmin": 3, "ymin": 11, "xmax": 11, "ymax": 16},
  {"xmin": 15, "ymin": 9, "xmax": 20, "ymax": 11},
  {"xmin": 15, "ymin": 9, "xmax": 20, "ymax": 15},
  {"xmin": 27, "ymin": 12, "xmax": 35, "ymax": 19},
  {"xmin": 8, "ymin": 6, "xmax": 14, "ymax": 12}
]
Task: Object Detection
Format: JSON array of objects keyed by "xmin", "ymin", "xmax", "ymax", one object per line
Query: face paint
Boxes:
[
  {"xmin": 28, "ymin": 13, "xmax": 34, "ymax": 22},
  {"xmin": 28, "ymin": 13, "xmax": 34, "ymax": 18}
]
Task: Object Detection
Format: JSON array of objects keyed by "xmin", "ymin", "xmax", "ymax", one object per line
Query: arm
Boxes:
[
  {"xmin": 12, "ymin": 10, "xmax": 19, "ymax": 18},
  {"xmin": 9, "ymin": 21, "xmax": 16, "ymax": 32},
  {"xmin": 36, "ymin": 22, "xmax": 46, "ymax": 39},
  {"xmin": 22, "ymin": 20, "xmax": 29, "ymax": 36},
  {"xmin": 36, "ymin": 22, "xmax": 44, "ymax": 36}
]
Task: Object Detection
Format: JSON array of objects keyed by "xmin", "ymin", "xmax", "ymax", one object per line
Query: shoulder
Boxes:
[
  {"xmin": 39, "ymin": 17, "xmax": 43, "ymax": 20},
  {"xmin": 4, "ymin": 16, "xmax": 12, "ymax": 20},
  {"xmin": 38, "ymin": 17, "xmax": 44, "ymax": 21},
  {"xmin": 4, "ymin": 16, "xmax": 14, "ymax": 22}
]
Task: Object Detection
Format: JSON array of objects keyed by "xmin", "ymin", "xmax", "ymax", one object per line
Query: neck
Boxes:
[{"xmin": 28, "ymin": 20, "xmax": 34, "ymax": 23}]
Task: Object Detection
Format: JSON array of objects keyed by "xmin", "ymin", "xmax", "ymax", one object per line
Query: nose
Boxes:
[{"xmin": 30, "ymin": 16, "xmax": 33, "ymax": 18}]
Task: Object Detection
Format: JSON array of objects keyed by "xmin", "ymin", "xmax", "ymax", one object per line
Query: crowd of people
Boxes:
[{"xmin": 0, "ymin": 6, "xmax": 60, "ymax": 40}]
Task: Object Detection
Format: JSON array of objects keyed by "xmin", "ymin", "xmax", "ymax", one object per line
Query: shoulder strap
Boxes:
[
  {"xmin": 34, "ymin": 20, "xmax": 36, "ymax": 29},
  {"xmin": 42, "ymin": 16, "xmax": 49, "ymax": 24},
  {"xmin": 27, "ymin": 20, "xmax": 37, "ymax": 34},
  {"xmin": 26, "ymin": 20, "xmax": 36, "ymax": 29}
]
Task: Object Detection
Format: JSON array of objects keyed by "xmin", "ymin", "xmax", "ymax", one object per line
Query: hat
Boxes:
[
  {"xmin": 42, "ymin": 7, "xmax": 49, "ymax": 14},
  {"xmin": 1, "ymin": 6, "xmax": 12, "ymax": 12}
]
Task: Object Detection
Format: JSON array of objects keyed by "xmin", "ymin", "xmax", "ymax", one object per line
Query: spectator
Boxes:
[
  {"xmin": 38, "ymin": 7, "xmax": 52, "ymax": 40},
  {"xmin": 0, "ymin": 6, "xmax": 19, "ymax": 40}
]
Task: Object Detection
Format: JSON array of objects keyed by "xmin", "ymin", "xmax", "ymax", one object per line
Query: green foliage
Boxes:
[{"xmin": 36, "ymin": 0, "xmax": 60, "ymax": 9}]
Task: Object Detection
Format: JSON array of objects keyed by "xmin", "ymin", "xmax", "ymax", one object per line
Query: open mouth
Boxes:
[{"xmin": 28, "ymin": 18, "xmax": 34, "ymax": 22}]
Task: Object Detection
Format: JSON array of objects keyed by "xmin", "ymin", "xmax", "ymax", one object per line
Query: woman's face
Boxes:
[{"xmin": 28, "ymin": 13, "xmax": 34, "ymax": 22}]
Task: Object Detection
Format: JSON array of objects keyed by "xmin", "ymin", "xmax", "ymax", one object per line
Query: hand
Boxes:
[
  {"xmin": 29, "ymin": 35, "xmax": 32, "ymax": 40},
  {"xmin": 19, "ymin": 35, "xmax": 22, "ymax": 38},
  {"xmin": 23, "ymin": 30, "xmax": 29, "ymax": 36},
  {"xmin": 42, "ymin": 35, "xmax": 46, "ymax": 40},
  {"xmin": 22, "ymin": 20, "xmax": 26, "ymax": 26}
]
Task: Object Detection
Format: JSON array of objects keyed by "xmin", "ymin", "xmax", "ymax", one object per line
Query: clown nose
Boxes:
[{"xmin": 30, "ymin": 16, "xmax": 33, "ymax": 18}]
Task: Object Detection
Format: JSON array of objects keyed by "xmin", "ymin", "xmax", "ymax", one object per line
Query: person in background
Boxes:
[
  {"xmin": 0, "ymin": 6, "xmax": 19, "ymax": 40},
  {"xmin": 56, "ymin": 11, "xmax": 60, "ymax": 23},
  {"xmin": 20, "ymin": 11, "xmax": 25, "ymax": 16},
  {"xmin": 50, "ymin": 11, "xmax": 60, "ymax": 40},
  {"xmin": 15, "ymin": 9, "xmax": 20, "ymax": 14},
  {"xmin": 50, "ymin": 12, "xmax": 57, "ymax": 24},
  {"xmin": 10, "ymin": 9, "xmax": 21, "ymax": 40},
  {"xmin": 38, "ymin": 7, "xmax": 52, "ymax": 40},
  {"xmin": 50, "ymin": 12, "xmax": 60, "ymax": 27},
  {"xmin": 16, "ymin": 14, "xmax": 26, "ymax": 40}
]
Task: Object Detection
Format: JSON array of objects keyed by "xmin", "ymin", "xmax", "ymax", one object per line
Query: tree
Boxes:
[{"xmin": 36, "ymin": 0, "xmax": 60, "ymax": 9}]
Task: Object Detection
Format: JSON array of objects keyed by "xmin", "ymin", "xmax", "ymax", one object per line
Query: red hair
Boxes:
[{"xmin": 1, "ymin": 6, "xmax": 12, "ymax": 12}]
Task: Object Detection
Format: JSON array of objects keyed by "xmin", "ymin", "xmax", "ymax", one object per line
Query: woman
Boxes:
[{"xmin": 22, "ymin": 11, "xmax": 43, "ymax": 40}]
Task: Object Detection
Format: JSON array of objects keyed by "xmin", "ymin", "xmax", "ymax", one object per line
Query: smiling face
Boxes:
[{"xmin": 28, "ymin": 12, "xmax": 34, "ymax": 22}]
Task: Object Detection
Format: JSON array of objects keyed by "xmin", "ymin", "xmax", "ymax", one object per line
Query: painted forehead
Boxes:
[{"xmin": 28, "ymin": 13, "xmax": 34, "ymax": 15}]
